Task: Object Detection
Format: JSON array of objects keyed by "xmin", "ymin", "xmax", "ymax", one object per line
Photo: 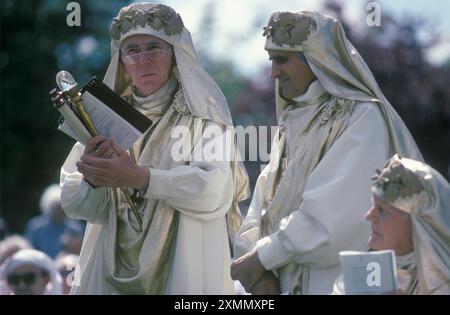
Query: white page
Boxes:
[
  {"xmin": 56, "ymin": 102, "xmax": 92, "ymax": 145},
  {"xmin": 339, "ymin": 250, "xmax": 397, "ymax": 295},
  {"xmin": 80, "ymin": 92, "xmax": 143, "ymax": 150}
]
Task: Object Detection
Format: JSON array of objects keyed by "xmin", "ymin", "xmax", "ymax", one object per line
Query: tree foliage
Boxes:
[{"xmin": 1, "ymin": 0, "xmax": 130, "ymax": 232}]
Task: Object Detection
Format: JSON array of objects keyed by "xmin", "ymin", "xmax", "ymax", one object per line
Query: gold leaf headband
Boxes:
[
  {"xmin": 372, "ymin": 154, "xmax": 429, "ymax": 208},
  {"xmin": 263, "ymin": 12, "xmax": 316, "ymax": 47},
  {"xmin": 110, "ymin": 4, "xmax": 184, "ymax": 40}
]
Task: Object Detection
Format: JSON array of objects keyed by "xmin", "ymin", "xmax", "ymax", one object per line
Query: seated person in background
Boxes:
[
  {"xmin": 55, "ymin": 253, "xmax": 79, "ymax": 295},
  {"xmin": 0, "ymin": 249, "xmax": 63, "ymax": 295},
  {"xmin": 0, "ymin": 235, "xmax": 32, "ymax": 294},
  {"xmin": 0, "ymin": 235, "xmax": 32, "ymax": 266},
  {"xmin": 59, "ymin": 228, "xmax": 84, "ymax": 256},
  {"xmin": 25, "ymin": 184, "xmax": 84, "ymax": 258},
  {"xmin": 334, "ymin": 154, "xmax": 450, "ymax": 294}
]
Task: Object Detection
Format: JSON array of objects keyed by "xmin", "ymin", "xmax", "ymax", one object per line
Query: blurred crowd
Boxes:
[{"xmin": 0, "ymin": 184, "xmax": 84, "ymax": 295}]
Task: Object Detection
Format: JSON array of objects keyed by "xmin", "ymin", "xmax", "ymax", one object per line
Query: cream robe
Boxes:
[
  {"xmin": 235, "ymin": 81, "xmax": 390, "ymax": 294},
  {"xmin": 60, "ymin": 97, "xmax": 235, "ymax": 295}
]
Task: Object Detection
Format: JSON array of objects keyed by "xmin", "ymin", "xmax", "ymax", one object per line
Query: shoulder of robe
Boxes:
[{"xmin": 350, "ymin": 100, "xmax": 384, "ymax": 121}]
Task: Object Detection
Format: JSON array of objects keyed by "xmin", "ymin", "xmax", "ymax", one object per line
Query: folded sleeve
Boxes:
[
  {"xmin": 144, "ymin": 121, "xmax": 233, "ymax": 221},
  {"xmin": 256, "ymin": 103, "xmax": 390, "ymax": 270},
  {"xmin": 60, "ymin": 142, "xmax": 111, "ymax": 224}
]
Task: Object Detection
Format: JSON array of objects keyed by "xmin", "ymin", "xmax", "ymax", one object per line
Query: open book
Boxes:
[
  {"xmin": 56, "ymin": 77, "xmax": 152, "ymax": 150},
  {"xmin": 339, "ymin": 250, "xmax": 397, "ymax": 295}
]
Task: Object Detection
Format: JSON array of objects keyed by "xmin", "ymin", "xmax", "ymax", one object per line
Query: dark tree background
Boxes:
[
  {"xmin": 1, "ymin": 0, "xmax": 449, "ymax": 235},
  {"xmin": 323, "ymin": 0, "xmax": 450, "ymax": 182},
  {"xmin": 1, "ymin": 0, "xmax": 130, "ymax": 232}
]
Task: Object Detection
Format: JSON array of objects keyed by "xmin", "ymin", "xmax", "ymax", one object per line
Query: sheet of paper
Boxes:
[
  {"xmin": 339, "ymin": 250, "xmax": 397, "ymax": 295},
  {"xmin": 56, "ymin": 102, "xmax": 91, "ymax": 145},
  {"xmin": 80, "ymin": 91, "xmax": 142, "ymax": 150}
]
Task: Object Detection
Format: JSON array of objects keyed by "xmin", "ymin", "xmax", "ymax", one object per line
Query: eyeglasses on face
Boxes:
[
  {"xmin": 59, "ymin": 269, "xmax": 73, "ymax": 277},
  {"xmin": 7, "ymin": 271, "xmax": 48, "ymax": 286},
  {"xmin": 121, "ymin": 47, "xmax": 170, "ymax": 65}
]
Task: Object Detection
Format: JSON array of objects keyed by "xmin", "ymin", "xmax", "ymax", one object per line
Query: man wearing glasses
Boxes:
[
  {"xmin": 59, "ymin": 3, "xmax": 249, "ymax": 294},
  {"xmin": 119, "ymin": 36, "xmax": 173, "ymax": 98}
]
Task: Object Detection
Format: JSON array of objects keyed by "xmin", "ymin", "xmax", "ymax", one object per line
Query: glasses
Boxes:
[
  {"xmin": 59, "ymin": 269, "xmax": 73, "ymax": 277},
  {"xmin": 7, "ymin": 271, "xmax": 47, "ymax": 286},
  {"xmin": 121, "ymin": 48, "xmax": 170, "ymax": 65}
]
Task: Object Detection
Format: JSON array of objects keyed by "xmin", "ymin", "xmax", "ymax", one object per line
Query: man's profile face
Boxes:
[
  {"xmin": 365, "ymin": 194, "xmax": 414, "ymax": 256},
  {"xmin": 120, "ymin": 34, "xmax": 174, "ymax": 97},
  {"xmin": 268, "ymin": 50, "xmax": 316, "ymax": 100}
]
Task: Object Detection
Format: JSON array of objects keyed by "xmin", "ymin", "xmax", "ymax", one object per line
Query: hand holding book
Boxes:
[
  {"xmin": 51, "ymin": 71, "xmax": 152, "ymax": 232},
  {"xmin": 76, "ymin": 135, "xmax": 149, "ymax": 191},
  {"xmin": 84, "ymin": 136, "xmax": 116, "ymax": 160}
]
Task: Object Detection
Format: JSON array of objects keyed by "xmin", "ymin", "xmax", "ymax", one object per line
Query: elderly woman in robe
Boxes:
[{"xmin": 334, "ymin": 154, "xmax": 450, "ymax": 294}]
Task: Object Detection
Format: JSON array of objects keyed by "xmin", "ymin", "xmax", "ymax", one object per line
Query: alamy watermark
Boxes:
[
  {"xmin": 366, "ymin": 261, "xmax": 382, "ymax": 287},
  {"xmin": 65, "ymin": 2, "xmax": 381, "ymax": 29},
  {"xmin": 170, "ymin": 119, "xmax": 278, "ymax": 164},
  {"xmin": 66, "ymin": 2, "xmax": 81, "ymax": 27},
  {"xmin": 366, "ymin": 2, "xmax": 381, "ymax": 27},
  {"xmin": 61, "ymin": 262, "xmax": 81, "ymax": 288}
]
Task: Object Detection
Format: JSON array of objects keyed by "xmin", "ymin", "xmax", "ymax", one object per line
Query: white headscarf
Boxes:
[
  {"xmin": 104, "ymin": 2, "xmax": 233, "ymax": 126},
  {"xmin": 264, "ymin": 10, "xmax": 422, "ymax": 160},
  {"xmin": 0, "ymin": 249, "xmax": 63, "ymax": 295},
  {"xmin": 104, "ymin": 2, "xmax": 248, "ymax": 239}
]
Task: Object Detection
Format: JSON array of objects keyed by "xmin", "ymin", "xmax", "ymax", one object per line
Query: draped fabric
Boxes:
[
  {"xmin": 104, "ymin": 1, "xmax": 249, "ymax": 249},
  {"xmin": 373, "ymin": 155, "xmax": 450, "ymax": 294},
  {"xmin": 235, "ymin": 10, "xmax": 423, "ymax": 294},
  {"xmin": 60, "ymin": 2, "xmax": 249, "ymax": 294},
  {"xmin": 335, "ymin": 157, "xmax": 450, "ymax": 295}
]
